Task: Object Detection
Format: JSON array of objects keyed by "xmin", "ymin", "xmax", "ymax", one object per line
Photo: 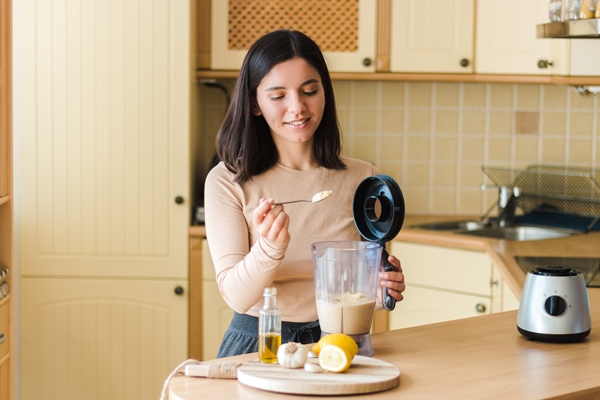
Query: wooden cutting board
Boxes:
[{"xmin": 236, "ymin": 356, "xmax": 400, "ymax": 395}]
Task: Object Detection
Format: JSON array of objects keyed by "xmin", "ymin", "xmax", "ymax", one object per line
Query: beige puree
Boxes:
[{"xmin": 317, "ymin": 292, "xmax": 376, "ymax": 335}]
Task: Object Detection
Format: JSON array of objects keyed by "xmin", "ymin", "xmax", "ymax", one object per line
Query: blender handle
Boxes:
[{"xmin": 381, "ymin": 248, "xmax": 396, "ymax": 311}]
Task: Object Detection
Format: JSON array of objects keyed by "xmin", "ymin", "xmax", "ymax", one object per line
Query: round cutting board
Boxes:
[{"xmin": 236, "ymin": 356, "xmax": 400, "ymax": 395}]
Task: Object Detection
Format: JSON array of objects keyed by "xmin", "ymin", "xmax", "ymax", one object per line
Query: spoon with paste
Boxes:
[{"xmin": 274, "ymin": 190, "xmax": 333, "ymax": 205}]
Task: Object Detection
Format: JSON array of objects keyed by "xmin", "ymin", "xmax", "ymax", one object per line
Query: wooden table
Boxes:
[{"xmin": 169, "ymin": 289, "xmax": 600, "ymax": 399}]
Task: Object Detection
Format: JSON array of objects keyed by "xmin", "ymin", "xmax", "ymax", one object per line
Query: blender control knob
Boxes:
[{"xmin": 544, "ymin": 295, "xmax": 566, "ymax": 316}]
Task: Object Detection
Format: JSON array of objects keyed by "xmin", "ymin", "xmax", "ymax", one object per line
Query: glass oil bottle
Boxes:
[{"xmin": 258, "ymin": 287, "xmax": 281, "ymax": 363}]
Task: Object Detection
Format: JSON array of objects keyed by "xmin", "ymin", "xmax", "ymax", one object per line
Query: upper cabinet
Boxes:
[
  {"xmin": 209, "ymin": 0, "xmax": 377, "ymax": 73},
  {"xmin": 475, "ymin": 0, "xmax": 564, "ymax": 75},
  {"xmin": 475, "ymin": 0, "xmax": 600, "ymax": 77},
  {"xmin": 390, "ymin": 0, "xmax": 475, "ymax": 74},
  {"xmin": 197, "ymin": 0, "xmax": 600, "ymax": 81}
]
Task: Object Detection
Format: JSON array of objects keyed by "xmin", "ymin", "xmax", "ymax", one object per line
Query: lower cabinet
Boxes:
[
  {"xmin": 390, "ymin": 285, "xmax": 491, "ymax": 329},
  {"xmin": 201, "ymin": 239, "xmax": 234, "ymax": 361},
  {"xmin": 21, "ymin": 278, "xmax": 188, "ymax": 400},
  {"xmin": 389, "ymin": 241, "xmax": 519, "ymax": 330}
]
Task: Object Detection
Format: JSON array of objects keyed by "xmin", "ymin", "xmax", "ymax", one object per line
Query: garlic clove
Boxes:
[{"xmin": 304, "ymin": 363, "xmax": 324, "ymax": 373}]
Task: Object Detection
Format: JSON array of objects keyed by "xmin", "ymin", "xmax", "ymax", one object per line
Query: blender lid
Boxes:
[{"xmin": 353, "ymin": 175, "xmax": 405, "ymax": 243}]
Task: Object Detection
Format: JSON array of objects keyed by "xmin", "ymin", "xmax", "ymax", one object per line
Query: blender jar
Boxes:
[{"xmin": 312, "ymin": 240, "xmax": 383, "ymax": 356}]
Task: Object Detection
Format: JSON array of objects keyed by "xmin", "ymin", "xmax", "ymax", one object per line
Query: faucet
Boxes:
[{"xmin": 481, "ymin": 185, "xmax": 520, "ymax": 228}]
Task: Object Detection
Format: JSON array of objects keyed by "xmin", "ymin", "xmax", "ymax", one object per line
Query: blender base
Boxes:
[{"xmin": 321, "ymin": 332, "xmax": 374, "ymax": 357}]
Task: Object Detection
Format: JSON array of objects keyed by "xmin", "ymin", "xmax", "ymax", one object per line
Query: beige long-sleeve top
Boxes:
[{"xmin": 204, "ymin": 156, "xmax": 379, "ymax": 322}]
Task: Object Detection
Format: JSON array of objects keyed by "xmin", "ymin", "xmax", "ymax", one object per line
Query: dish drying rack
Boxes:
[{"xmin": 482, "ymin": 165, "xmax": 600, "ymax": 222}]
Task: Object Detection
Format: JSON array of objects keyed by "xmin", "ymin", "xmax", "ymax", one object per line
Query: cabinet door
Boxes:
[
  {"xmin": 391, "ymin": 241, "xmax": 492, "ymax": 296},
  {"xmin": 21, "ymin": 278, "xmax": 188, "ymax": 400},
  {"xmin": 492, "ymin": 266, "xmax": 521, "ymax": 313},
  {"xmin": 17, "ymin": 0, "xmax": 190, "ymax": 278},
  {"xmin": 475, "ymin": 0, "xmax": 567, "ymax": 75},
  {"xmin": 210, "ymin": 0, "xmax": 377, "ymax": 72},
  {"xmin": 201, "ymin": 240, "xmax": 234, "ymax": 361},
  {"xmin": 389, "ymin": 285, "xmax": 490, "ymax": 330},
  {"xmin": 390, "ymin": 0, "xmax": 475, "ymax": 73}
]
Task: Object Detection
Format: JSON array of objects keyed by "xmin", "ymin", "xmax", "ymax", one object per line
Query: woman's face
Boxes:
[{"xmin": 253, "ymin": 57, "xmax": 325, "ymax": 146}]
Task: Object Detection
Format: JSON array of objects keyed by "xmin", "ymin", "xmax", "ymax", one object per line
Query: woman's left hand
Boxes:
[{"xmin": 379, "ymin": 254, "xmax": 405, "ymax": 302}]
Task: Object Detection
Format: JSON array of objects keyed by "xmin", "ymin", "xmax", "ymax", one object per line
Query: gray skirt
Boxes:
[{"xmin": 216, "ymin": 312, "xmax": 321, "ymax": 358}]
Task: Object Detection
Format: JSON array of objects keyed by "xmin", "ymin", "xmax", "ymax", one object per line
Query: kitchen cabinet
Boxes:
[
  {"xmin": 208, "ymin": 0, "xmax": 377, "ymax": 73},
  {"xmin": 388, "ymin": 241, "xmax": 518, "ymax": 330},
  {"xmin": 15, "ymin": 1, "xmax": 192, "ymax": 399},
  {"xmin": 197, "ymin": 0, "xmax": 600, "ymax": 84},
  {"xmin": 475, "ymin": 0, "xmax": 600, "ymax": 77},
  {"xmin": 390, "ymin": 0, "xmax": 475, "ymax": 74},
  {"xmin": 21, "ymin": 278, "xmax": 188, "ymax": 400},
  {"xmin": 0, "ymin": 0, "xmax": 12, "ymax": 398},
  {"xmin": 492, "ymin": 264, "xmax": 521, "ymax": 313},
  {"xmin": 475, "ymin": 0, "xmax": 559, "ymax": 75}
]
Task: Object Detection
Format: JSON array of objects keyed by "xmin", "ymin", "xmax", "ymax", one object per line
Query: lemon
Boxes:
[
  {"xmin": 318, "ymin": 345, "xmax": 352, "ymax": 373},
  {"xmin": 311, "ymin": 333, "xmax": 358, "ymax": 358}
]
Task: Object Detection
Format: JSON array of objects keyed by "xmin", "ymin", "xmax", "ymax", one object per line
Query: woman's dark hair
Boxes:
[{"xmin": 216, "ymin": 30, "xmax": 346, "ymax": 183}]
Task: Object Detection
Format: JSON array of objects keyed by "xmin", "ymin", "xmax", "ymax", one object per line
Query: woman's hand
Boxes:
[
  {"xmin": 379, "ymin": 254, "xmax": 405, "ymax": 303},
  {"xmin": 253, "ymin": 198, "xmax": 291, "ymax": 247}
]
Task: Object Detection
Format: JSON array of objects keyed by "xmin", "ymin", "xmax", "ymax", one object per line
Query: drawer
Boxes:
[
  {"xmin": 0, "ymin": 300, "xmax": 9, "ymax": 358},
  {"xmin": 391, "ymin": 242, "xmax": 493, "ymax": 297}
]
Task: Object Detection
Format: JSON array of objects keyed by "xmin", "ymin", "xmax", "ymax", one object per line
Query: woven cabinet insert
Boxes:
[{"xmin": 227, "ymin": 0, "xmax": 359, "ymax": 52}]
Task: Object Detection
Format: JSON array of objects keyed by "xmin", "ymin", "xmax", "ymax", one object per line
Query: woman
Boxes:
[{"xmin": 204, "ymin": 30, "xmax": 406, "ymax": 358}]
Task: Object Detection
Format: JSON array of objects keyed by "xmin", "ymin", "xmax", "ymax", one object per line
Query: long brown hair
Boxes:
[{"xmin": 216, "ymin": 30, "xmax": 346, "ymax": 183}]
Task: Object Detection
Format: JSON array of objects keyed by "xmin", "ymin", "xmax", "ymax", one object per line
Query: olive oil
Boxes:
[
  {"xmin": 258, "ymin": 287, "xmax": 281, "ymax": 363},
  {"xmin": 258, "ymin": 332, "xmax": 281, "ymax": 363}
]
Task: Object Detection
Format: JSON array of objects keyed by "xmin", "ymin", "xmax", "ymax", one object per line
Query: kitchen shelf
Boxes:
[
  {"xmin": 197, "ymin": 70, "xmax": 600, "ymax": 85},
  {"xmin": 537, "ymin": 19, "xmax": 600, "ymax": 38}
]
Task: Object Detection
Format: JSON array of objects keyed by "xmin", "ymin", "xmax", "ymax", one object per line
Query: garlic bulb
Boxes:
[{"xmin": 277, "ymin": 342, "xmax": 308, "ymax": 369}]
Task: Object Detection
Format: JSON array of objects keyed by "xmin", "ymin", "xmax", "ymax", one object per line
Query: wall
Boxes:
[{"xmin": 197, "ymin": 80, "xmax": 600, "ymax": 216}]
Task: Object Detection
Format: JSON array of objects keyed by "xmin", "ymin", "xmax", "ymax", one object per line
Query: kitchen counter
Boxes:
[
  {"xmin": 178, "ymin": 217, "xmax": 600, "ymax": 399},
  {"xmin": 169, "ymin": 288, "xmax": 600, "ymax": 399}
]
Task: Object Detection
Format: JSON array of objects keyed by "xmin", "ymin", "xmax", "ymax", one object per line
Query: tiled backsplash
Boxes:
[{"xmin": 198, "ymin": 80, "xmax": 600, "ymax": 216}]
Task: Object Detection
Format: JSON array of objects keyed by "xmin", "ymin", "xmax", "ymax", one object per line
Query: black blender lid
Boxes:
[
  {"xmin": 531, "ymin": 265, "xmax": 580, "ymax": 277},
  {"xmin": 353, "ymin": 174, "xmax": 405, "ymax": 244}
]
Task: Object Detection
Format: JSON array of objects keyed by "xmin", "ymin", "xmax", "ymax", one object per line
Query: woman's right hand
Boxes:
[{"xmin": 253, "ymin": 198, "xmax": 291, "ymax": 247}]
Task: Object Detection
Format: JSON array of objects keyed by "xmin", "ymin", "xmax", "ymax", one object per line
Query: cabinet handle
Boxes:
[
  {"xmin": 537, "ymin": 59, "xmax": 553, "ymax": 69},
  {"xmin": 362, "ymin": 58, "xmax": 372, "ymax": 67},
  {"xmin": 475, "ymin": 303, "xmax": 487, "ymax": 313},
  {"xmin": 460, "ymin": 58, "xmax": 469, "ymax": 67},
  {"xmin": 0, "ymin": 333, "xmax": 5, "ymax": 345},
  {"xmin": 174, "ymin": 196, "xmax": 184, "ymax": 205},
  {"xmin": 174, "ymin": 286, "xmax": 184, "ymax": 295}
]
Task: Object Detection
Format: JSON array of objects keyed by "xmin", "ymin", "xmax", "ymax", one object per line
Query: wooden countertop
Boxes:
[
  {"xmin": 180, "ymin": 217, "xmax": 600, "ymax": 399},
  {"xmin": 170, "ymin": 288, "xmax": 600, "ymax": 399}
]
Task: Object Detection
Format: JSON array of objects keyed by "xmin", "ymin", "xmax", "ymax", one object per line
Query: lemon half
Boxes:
[
  {"xmin": 311, "ymin": 333, "xmax": 358, "ymax": 358},
  {"xmin": 318, "ymin": 345, "xmax": 352, "ymax": 373}
]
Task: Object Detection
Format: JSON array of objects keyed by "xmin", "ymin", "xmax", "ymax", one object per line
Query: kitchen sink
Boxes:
[
  {"xmin": 410, "ymin": 220, "xmax": 490, "ymax": 231},
  {"xmin": 457, "ymin": 226, "xmax": 580, "ymax": 241},
  {"xmin": 411, "ymin": 220, "xmax": 582, "ymax": 241}
]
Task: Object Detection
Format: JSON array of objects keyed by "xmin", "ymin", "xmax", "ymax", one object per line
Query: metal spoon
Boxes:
[{"xmin": 274, "ymin": 190, "xmax": 333, "ymax": 205}]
